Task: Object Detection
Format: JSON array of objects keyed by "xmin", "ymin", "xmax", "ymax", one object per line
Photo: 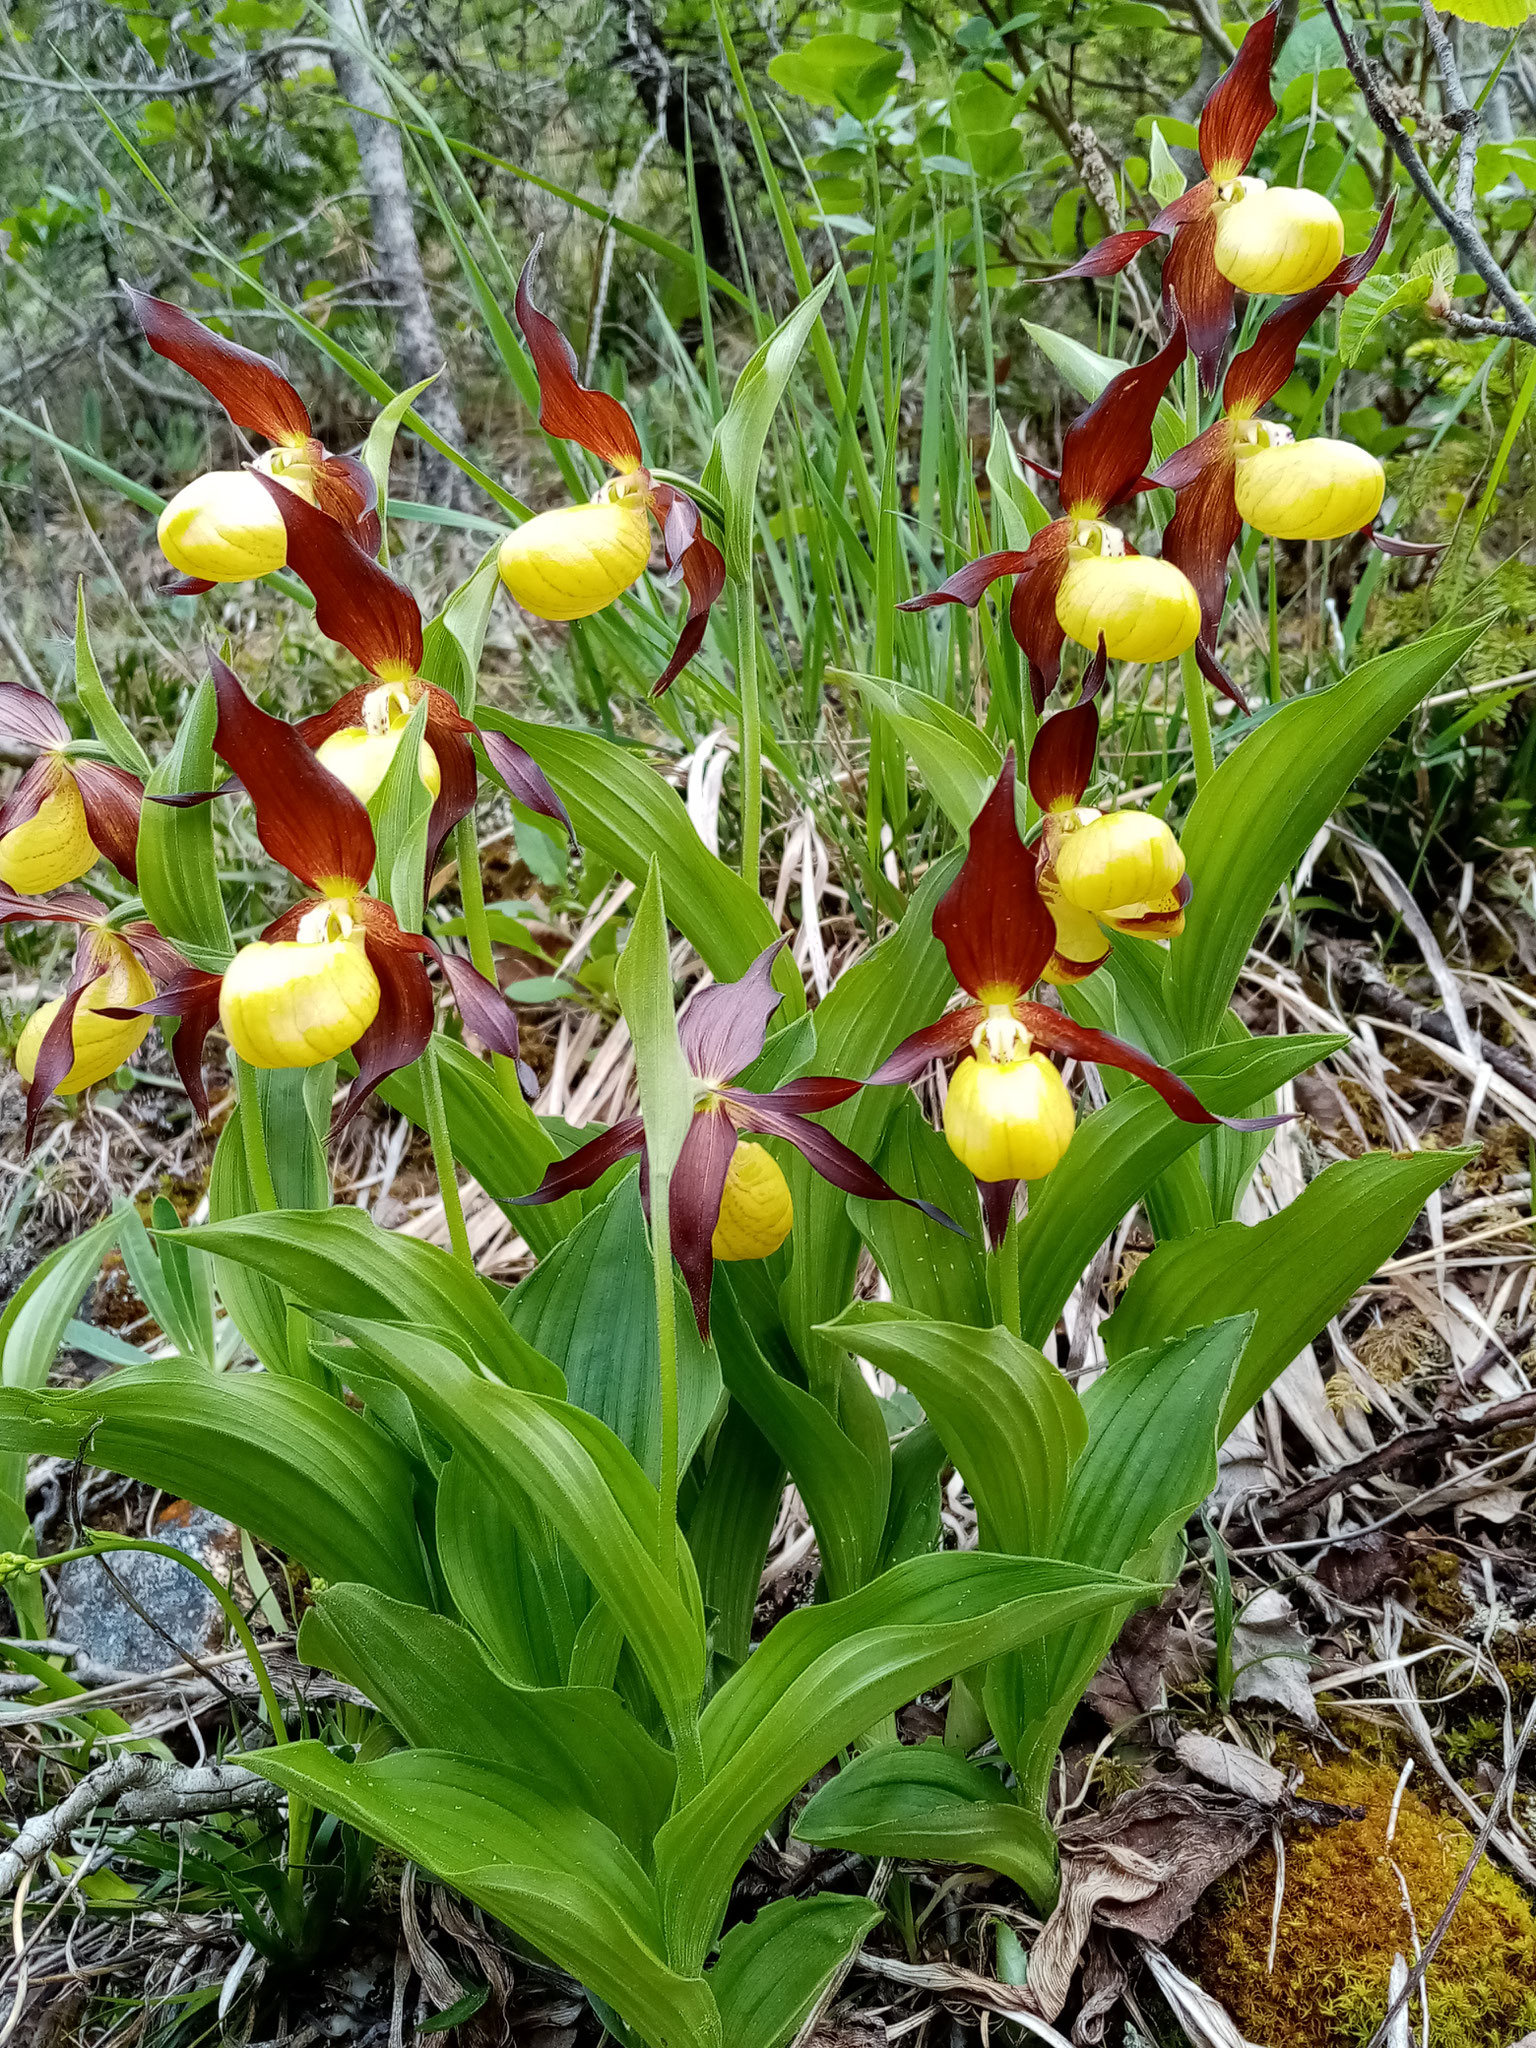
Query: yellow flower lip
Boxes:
[
  {"xmin": 219, "ymin": 916, "xmax": 381, "ymax": 1069},
  {"xmin": 15, "ymin": 938, "xmax": 153, "ymax": 1096},
  {"xmin": 1212, "ymin": 181, "xmax": 1345, "ymax": 297},
  {"xmin": 1233, "ymin": 436, "xmax": 1385, "ymax": 542},
  {"xmin": 1055, "ymin": 809, "xmax": 1186, "ymax": 916},
  {"xmin": 711, "ymin": 1140, "xmax": 794, "ymax": 1261},
  {"xmin": 1056, "ymin": 552, "xmax": 1202, "ymax": 665},
  {"xmin": 315, "ymin": 684, "xmax": 442, "ymax": 806},
  {"xmin": 497, "ymin": 490, "xmax": 653, "ymax": 622},
  {"xmin": 157, "ymin": 465, "xmax": 315, "ymax": 583},
  {"xmin": 0, "ymin": 765, "xmax": 98, "ymax": 894},
  {"xmin": 943, "ymin": 1050, "xmax": 1076, "ymax": 1183}
]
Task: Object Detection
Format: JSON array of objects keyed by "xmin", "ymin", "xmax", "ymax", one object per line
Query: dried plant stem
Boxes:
[{"xmin": 420, "ymin": 1035, "xmax": 473, "ymax": 1271}]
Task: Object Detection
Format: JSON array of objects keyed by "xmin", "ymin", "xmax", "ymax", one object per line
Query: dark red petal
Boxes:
[
  {"xmin": 252, "ymin": 474, "xmax": 424, "ymax": 680},
  {"xmin": 25, "ymin": 972, "xmax": 96, "ymax": 1152},
  {"xmin": 1161, "ymin": 215, "xmax": 1236, "ymax": 395},
  {"xmin": 1040, "ymin": 230, "xmax": 1163, "ymax": 283},
  {"xmin": 652, "ymin": 520, "xmax": 725, "ymax": 699},
  {"xmin": 1059, "ymin": 321, "xmax": 1187, "ymax": 516},
  {"xmin": 423, "ymin": 726, "xmax": 479, "ymax": 878},
  {"xmin": 0, "ymin": 758, "xmax": 54, "ymax": 838},
  {"xmin": 935, "ymin": 754, "xmax": 1055, "ymax": 999},
  {"xmin": 428, "ymin": 943, "xmax": 538, "ymax": 1101},
  {"xmin": 1194, "ymin": 637, "xmax": 1250, "ymax": 714},
  {"xmin": 295, "ymin": 685, "xmax": 373, "ymax": 750},
  {"xmin": 514, "ymin": 241, "xmax": 645, "ymax": 472},
  {"xmin": 478, "ymin": 730, "xmax": 576, "ymax": 851},
  {"xmin": 1078, "ymin": 636, "xmax": 1110, "ymax": 707},
  {"xmin": 69, "ymin": 761, "xmax": 142, "ymax": 884},
  {"xmin": 1008, "ymin": 560, "xmax": 1069, "ymax": 714},
  {"xmin": 724, "ymin": 1075, "xmax": 863, "ymax": 1116},
  {"xmin": 508, "ymin": 1117, "xmax": 646, "ymax": 1206},
  {"xmin": 1021, "ymin": 1004, "xmax": 1287, "ymax": 1129},
  {"xmin": 209, "ymin": 649, "xmax": 376, "ymax": 892},
  {"xmin": 738, "ymin": 1100, "xmax": 965, "ymax": 1237},
  {"xmin": 864, "ymin": 1007, "xmax": 981, "ymax": 1088},
  {"xmin": 161, "ymin": 572, "xmax": 218, "ymax": 598},
  {"xmin": 1369, "ymin": 526, "xmax": 1445, "ymax": 558},
  {"xmin": 105, "ymin": 938, "xmax": 223, "ymax": 1126},
  {"xmin": 1162, "ymin": 453, "xmax": 1243, "ymax": 646},
  {"xmin": 127, "ymin": 287, "xmax": 312, "ymax": 445},
  {"xmin": 1332, "ymin": 198, "xmax": 1395, "ymax": 294},
  {"xmin": 1028, "ymin": 701, "xmax": 1099, "ymax": 813},
  {"xmin": 335, "ymin": 938, "xmax": 435, "ymax": 1135},
  {"xmin": 667, "ymin": 1107, "xmax": 737, "ymax": 1343},
  {"xmin": 1224, "ymin": 294, "xmax": 1332, "ymax": 415},
  {"xmin": 313, "ymin": 451, "xmax": 383, "ymax": 557},
  {"xmin": 1148, "ymin": 418, "xmax": 1233, "ymax": 493},
  {"xmin": 1151, "ymin": 185, "xmax": 1219, "ymax": 234},
  {"xmin": 1198, "ymin": 2, "xmax": 1279, "ymax": 179},
  {"xmin": 978, "ymin": 1177, "xmax": 1019, "ymax": 1251},
  {"xmin": 0, "ymin": 881, "xmax": 99, "ymax": 928},
  {"xmin": 897, "ymin": 549, "xmax": 1037, "ymax": 614},
  {"xmin": 0, "ymin": 683, "xmax": 69, "ymax": 749},
  {"xmin": 678, "ymin": 939, "xmax": 788, "ymax": 1084}
]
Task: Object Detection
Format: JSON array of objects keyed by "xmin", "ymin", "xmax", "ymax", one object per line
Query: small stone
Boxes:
[{"xmin": 52, "ymin": 1503, "xmax": 239, "ymax": 1675}]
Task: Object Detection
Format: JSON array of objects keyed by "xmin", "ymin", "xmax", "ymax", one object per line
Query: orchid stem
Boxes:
[
  {"xmin": 420, "ymin": 1033, "xmax": 473, "ymax": 1272},
  {"xmin": 734, "ymin": 575, "xmax": 762, "ymax": 890},
  {"xmin": 453, "ymin": 813, "xmax": 529, "ymax": 1113},
  {"xmin": 1268, "ymin": 537, "xmax": 1281, "ymax": 702},
  {"xmin": 235, "ymin": 1058, "xmax": 278, "ymax": 1213},
  {"xmin": 987, "ymin": 1238, "xmax": 1021, "ymax": 1338},
  {"xmin": 1181, "ymin": 647, "xmax": 1216, "ymax": 787},
  {"xmin": 649, "ymin": 1168, "xmax": 681, "ymax": 1594}
]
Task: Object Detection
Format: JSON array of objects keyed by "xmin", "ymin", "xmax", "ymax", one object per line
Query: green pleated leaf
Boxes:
[
  {"xmin": 617, "ymin": 860, "xmax": 694, "ymax": 1186},
  {"xmin": 843, "ymin": 671, "xmax": 1003, "ymax": 833},
  {"xmin": 434, "ymin": 1453, "xmax": 592, "ymax": 1691},
  {"xmin": 794, "ymin": 1742, "xmax": 1056, "ymax": 1905},
  {"xmin": 74, "ymin": 582, "xmax": 151, "ymax": 776},
  {"xmin": 848, "ymin": 1095, "xmax": 989, "ymax": 1326},
  {"xmin": 707, "ymin": 1893, "xmax": 884, "ymax": 2048},
  {"xmin": 137, "ymin": 674, "xmax": 234, "ymax": 971},
  {"xmin": 685, "ymin": 1405, "xmax": 785, "ymax": 1674}
]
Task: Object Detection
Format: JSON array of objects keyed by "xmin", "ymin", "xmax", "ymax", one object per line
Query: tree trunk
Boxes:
[{"xmin": 329, "ymin": 0, "xmax": 466, "ymax": 505}]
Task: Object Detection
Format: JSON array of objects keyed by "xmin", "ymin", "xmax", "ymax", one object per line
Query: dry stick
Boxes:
[
  {"xmin": 1318, "ymin": 0, "xmax": 1536, "ymax": 345},
  {"xmin": 1363, "ymin": 1697, "xmax": 1536, "ymax": 2048},
  {"xmin": 1263, "ymin": 1387, "xmax": 1536, "ymax": 1529}
]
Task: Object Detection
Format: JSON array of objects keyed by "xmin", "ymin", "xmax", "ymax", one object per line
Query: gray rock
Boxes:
[{"xmin": 52, "ymin": 1504, "xmax": 239, "ymax": 1674}]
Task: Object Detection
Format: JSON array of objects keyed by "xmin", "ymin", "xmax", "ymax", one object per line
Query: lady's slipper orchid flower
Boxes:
[
  {"xmin": 500, "ymin": 243, "xmax": 725, "ymax": 696},
  {"xmin": 251, "ymin": 479, "xmax": 575, "ymax": 870},
  {"xmin": 900, "ymin": 325, "xmax": 1200, "ymax": 708},
  {"xmin": 864, "ymin": 754, "xmax": 1281, "ymax": 1245},
  {"xmin": 1, "ymin": 885, "xmax": 217, "ymax": 1146},
  {"xmin": 129, "ymin": 289, "xmax": 381, "ymax": 593},
  {"xmin": 1050, "ymin": 8, "xmax": 1342, "ymax": 387},
  {"xmin": 1027, "ymin": 668, "xmax": 1191, "ymax": 986},
  {"xmin": 1150, "ymin": 206, "xmax": 1440, "ymax": 671},
  {"xmin": 0, "ymin": 685, "xmax": 142, "ymax": 892},
  {"xmin": 140, "ymin": 653, "xmax": 535, "ymax": 1128},
  {"xmin": 513, "ymin": 940, "xmax": 957, "ymax": 1339}
]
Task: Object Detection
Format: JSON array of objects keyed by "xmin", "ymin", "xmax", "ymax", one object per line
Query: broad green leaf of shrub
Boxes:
[
  {"xmin": 0, "ymin": 1360, "xmax": 432, "ymax": 1605},
  {"xmin": 298, "ymin": 1585, "xmax": 675, "ymax": 1858},
  {"xmin": 1168, "ymin": 617, "xmax": 1492, "ymax": 1050},
  {"xmin": 767, "ymin": 35, "xmax": 900, "ymax": 121},
  {"xmin": 245, "ymin": 1744, "xmax": 720, "ymax": 2048},
  {"xmin": 1013, "ymin": 1033, "xmax": 1347, "ymax": 1344},
  {"xmin": 707, "ymin": 1893, "xmax": 884, "ymax": 2048},
  {"xmin": 794, "ymin": 1743, "xmax": 1056, "ymax": 1905},
  {"xmin": 656, "ymin": 1550, "xmax": 1156, "ymax": 1971}
]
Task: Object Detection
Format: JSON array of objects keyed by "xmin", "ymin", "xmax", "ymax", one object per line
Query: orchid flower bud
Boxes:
[
  {"xmin": 1055, "ymin": 528, "xmax": 1201, "ymax": 664},
  {"xmin": 497, "ymin": 493, "xmax": 652, "ymax": 622},
  {"xmin": 219, "ymin": 906, "xmax": 381, "ymax": 1068},
  {"xmin": 1212, "ymin": 179, "xmax": 1345, "ymax": 297},
  {"xmin": 315, "ymin": 686, "xmax": 442, "ymax": 806},
  {"xmin": 1234, "ymin": 435, "xmax": 1386, "ymax": 541},
  {"xmin": 711, "ymin": 1139, "xmax": 795, "ymax": 1261},
  {"xmin": 0, "ymin": 765, "xmax": 97, "ymax": 893},
  {"xmin": 1055, "ymin": 810, "xmax": 1185, "ymax": 916},
  {"xmin": 158, "ymin": 461, "xmax": 317, "ymax": 583},
  {"xmin": 943, "ymin": 1038, "xmax": 1076, "ymax": 1182},
  {"xmin": 15, "ymin": 942, "xmax": 153, "ymax": 1095}
]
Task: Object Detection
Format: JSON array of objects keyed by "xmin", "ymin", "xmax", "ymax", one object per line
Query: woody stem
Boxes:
[{"xmin": 420, "ymin": 1031, "xmax": 474, "ymax": 1271}]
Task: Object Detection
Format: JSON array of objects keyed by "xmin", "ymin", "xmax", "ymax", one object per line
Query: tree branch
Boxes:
[{"xmin": 1319, "ymin": 0, "xmax": 1536, "ymax": 344}]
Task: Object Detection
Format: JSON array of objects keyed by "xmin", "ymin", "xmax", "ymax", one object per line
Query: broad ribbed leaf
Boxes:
[
  {"xmin": 1103, "ymin": 1149, "xmax": 1474, "ymax": 1434},
  {"xmin": 794, "ymin": 1743, "xmax": 1056, "ymax": 1905},
  {"xmin": 824, "ymin": 1303, "xmax": 1086, "ymax": 1556},
  {"xmin": 435, "ymin": 1454, "xmax": 592, "ymax": 1689},
  {"xmin": 617, "ymin": 859, "xmax": 694, "ymax": 1184},
  {"xmin": 1169, "ymin": 618, "xmax": 1491, "ymax": 1048},
  {"xmin": 656, "ymin": 1550, "xmax": 1154, "ymax": 1970},
  {"xmin": 685, "ymin": 1405, "xmax": 784, "ymax": 1673},
  {"xmin": 0, "ymin": 1360, "xmax": 431, "ymax": 1605},
  {"xmin": 75, "ymin": 583, "xmax": 151, "ymax": 776},
  {"xmin": 1014, "ymin": 1033, "xmax": 1346, "ymax": 1345},
  {"xmin": 298, "ymin": 1586, "xmax": 674, "ymax": 1859},
  {"xmin": 707, "ymin": 1894, "xmax": 883, "ymax": 2048},
  {"xmin": 848, "ymin": 673, "xmax": 1003, "ymax": 833},
  {"xmin": 849, "ymin": 1094, "xmax": 989, "ymax": 1326},
  {"xmin": 137, "ymin": 675, "xmax": 234, "ymax": 971},
  {"xmin": 245, "ymin": 1744, "xmax": 719, "ymax": 2048},
  {"xmin": 180, "ymin": 1208, "xmax": 563, "ymax": 1396}
]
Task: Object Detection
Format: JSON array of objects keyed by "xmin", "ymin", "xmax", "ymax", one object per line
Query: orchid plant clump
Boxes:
[{"xmin": 0, "ymin": 15, "xmax": 1486, "ymax": 2043}]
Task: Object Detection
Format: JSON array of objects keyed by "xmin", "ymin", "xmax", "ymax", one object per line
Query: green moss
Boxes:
[{"xmin": 1184, "ymin": 1756, "xmax": 1536, "ymax": 2047}]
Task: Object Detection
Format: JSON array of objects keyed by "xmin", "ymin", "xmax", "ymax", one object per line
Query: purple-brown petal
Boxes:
[
  {"xmin": 678, "ymin": 939, "xmax": 789, "ymax": 1084},
  {"xmin": 668, "ymin": 1106, "xmax": 738, "ymax": 1343}
]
